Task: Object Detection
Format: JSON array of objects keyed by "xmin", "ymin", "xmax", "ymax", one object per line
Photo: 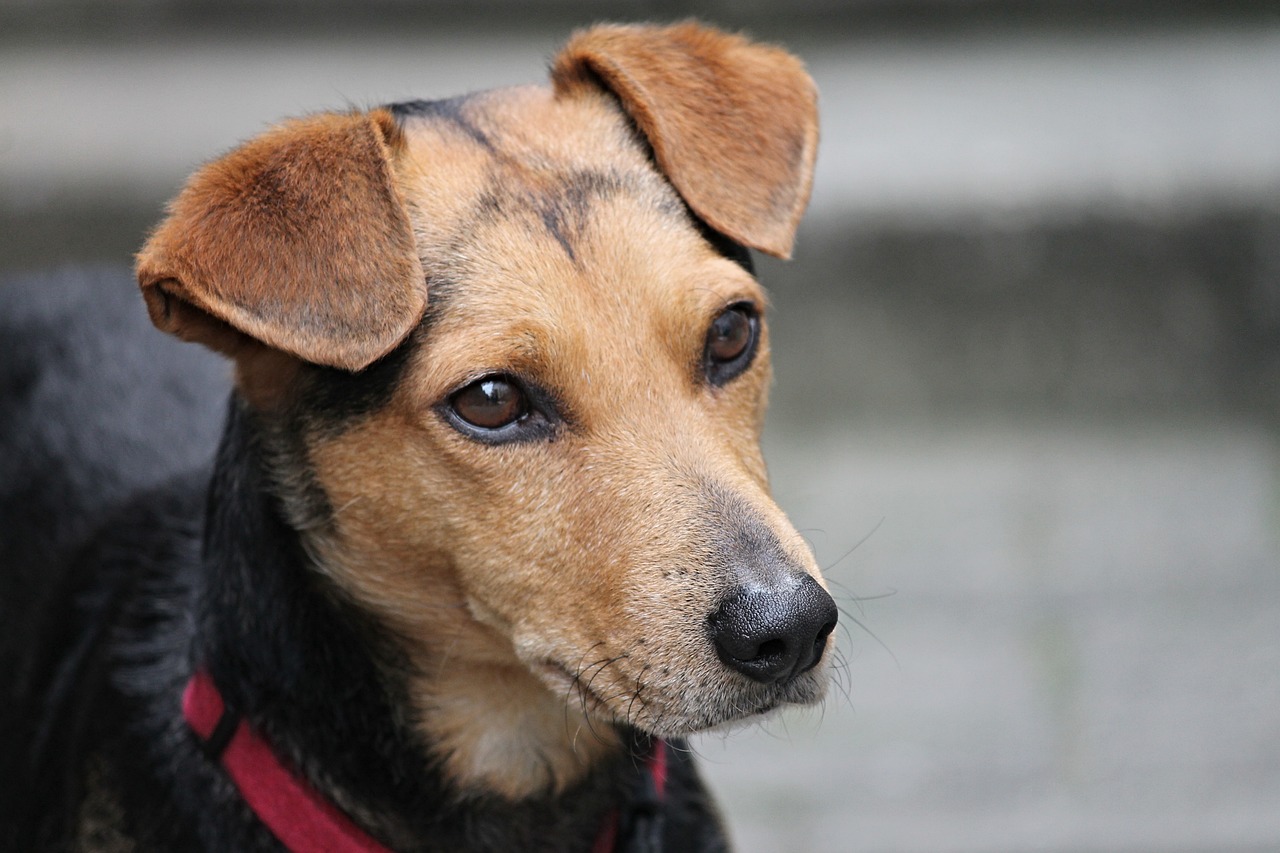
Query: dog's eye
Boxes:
[
  {"xmin": 449, "ymin": 377, "xmax": 527, "ymax": 430},
  {"xmin": 440, "ymin": 374, "xmax": 560, "ymax": 444},
  {"xmin": 703, "ymin": 303, "xmax": 759, "ymax": 386}
]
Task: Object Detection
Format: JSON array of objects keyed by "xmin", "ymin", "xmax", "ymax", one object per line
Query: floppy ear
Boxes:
[
  {"xmin": 551, "ymin": 22, "xmax": 819, "ymax": 259},
  {"xmin": 136, "ymin": 109, "xmax": 424, "ymax": 372}
]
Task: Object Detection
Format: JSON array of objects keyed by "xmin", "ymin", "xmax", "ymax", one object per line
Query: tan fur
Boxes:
[
  {"xmin": 137, "ymin": 23, "xmax": 828, "ymax": 801},
  {"xmin": 136, "ymin": 110, "xmax": 423, "ymax": 372},
  {"xmin": 552, "ymin": 22, "xmax": 819, "ymax": 259}
]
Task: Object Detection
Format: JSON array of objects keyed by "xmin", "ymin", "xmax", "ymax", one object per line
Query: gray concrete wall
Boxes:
[{"xmin": 3, "ymin": 5, "xmax": 1278, "ymax": 851}]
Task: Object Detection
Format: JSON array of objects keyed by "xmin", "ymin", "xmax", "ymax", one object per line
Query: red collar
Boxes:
[{"xmin": 182, "ymin": 669, "xmax": 667, "ymax": 853}]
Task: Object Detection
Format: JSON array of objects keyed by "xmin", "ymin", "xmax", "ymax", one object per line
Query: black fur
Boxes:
[
  {"xmin": 390, "ymin": 96, "xmax": 496, "ymax": 152},
  {"xmin": 297, "ymin": 331, "xmax": 417, "ymax": 435},
  {"xmin": 694, "ymin": 219, "xmax": 755, "ymax": 276},
  {"xmin": 0, "ymin": 268, "xmax": 728, "ymax": 852}
]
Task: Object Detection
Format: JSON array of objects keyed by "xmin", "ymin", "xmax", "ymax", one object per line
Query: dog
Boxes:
[{"xmin": 0, "ymin": 21, "xmax": 835, "ymax": 852}]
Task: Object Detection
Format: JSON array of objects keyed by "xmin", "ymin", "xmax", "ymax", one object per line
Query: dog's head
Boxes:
[{"xmin": 137, "ymin": 22, "xmax": 834, "ymax": 799}]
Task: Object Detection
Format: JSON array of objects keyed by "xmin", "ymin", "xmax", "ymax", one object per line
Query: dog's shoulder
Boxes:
[
  {"xmin": 1, "ymin": 465, "xmax": 210, "ymax": 851},
  {"xmin": 0, "ymin": 266, "xmax": 228, "ymax": 600},
  {"xmin": 1, "ymin": 267, "xmax": 229, "ymax": 849}
]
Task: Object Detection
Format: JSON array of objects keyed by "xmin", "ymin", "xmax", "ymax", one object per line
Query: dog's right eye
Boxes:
[
  {"xmin": 440, "ymin": 375, "xmax": 559, "ymax": 444},
  {"xmin": 449, "ymin": 376, "xmax": 527, "ymax": 430}
]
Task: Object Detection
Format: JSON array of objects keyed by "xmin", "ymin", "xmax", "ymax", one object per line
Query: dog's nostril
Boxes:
[
  {"xmin": 710, "ymin": 575, "xmax": 838, "ymax": 685},
  {"xmin": 755, "ymin": 638, "xmax": 787, "ymax": 661},
  {"xmin": 802, "ymin": 619, "xmax": 838, "ymax": 675}
]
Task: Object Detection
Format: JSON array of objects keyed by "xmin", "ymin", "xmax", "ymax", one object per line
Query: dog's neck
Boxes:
[{"xmin": 194, "ymin": 397, "xmax": 633, "ymax": 849}]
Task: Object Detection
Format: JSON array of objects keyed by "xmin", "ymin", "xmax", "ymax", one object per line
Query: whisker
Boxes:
[
  {"xmin": 561, "ymin": 642, "xmax": 607, "ymax": 742},
  {"xmin": 631, "ymin": 665, "xmax": 656, "ymax": 727},
  {"xmin": 794, "ymin": 527, "xmax": 826, "ymax": 556},
  {"xmin": 826, "ymin": 648, "xmax": 855, "ymax": 709},
  {"xmin": 827, "ymin": 580, "xmax": 897, "ymax": 605},
  {"xmin": 837, "ymin": 609, "xmax": 898, "ymax": 667},
  {"xmin": 821, "ymin": 516, "xmax": 884, "ymax": 574}
]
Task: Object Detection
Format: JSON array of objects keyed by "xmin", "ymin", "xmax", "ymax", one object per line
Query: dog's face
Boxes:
[{"xmin": 137, "ymin": 23, "xmax": 834, "ymax": 799}]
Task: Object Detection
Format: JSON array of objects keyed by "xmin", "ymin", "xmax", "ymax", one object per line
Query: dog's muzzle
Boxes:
[{"xmin": 708, "ymin": 575, "xmax": 838, "ymax": 685}]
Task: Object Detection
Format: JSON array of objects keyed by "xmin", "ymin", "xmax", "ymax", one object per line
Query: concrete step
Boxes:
[
  {"xmin": 3, "ymin": 24, "xmax": 1280, "ymax": 218},
  {"xmin": 699, "ymin": 422, "xmax": 1280, "ymax": 853}
]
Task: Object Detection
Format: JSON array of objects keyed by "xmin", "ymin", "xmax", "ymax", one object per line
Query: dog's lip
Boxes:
[
  {"xmin": 534, "ymin": 659, "xmax": 616, "ymax": 716},
  {"xmin": 532, "ymin": 655, "xmax": 816, "ymax": 736}
]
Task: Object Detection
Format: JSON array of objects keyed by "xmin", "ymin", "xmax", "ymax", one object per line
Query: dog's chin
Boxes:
[
  {"xmin": 532, "ymin": 656, "xmax": 830, "ymax": 739},
  {"xmin": 653, "ymin": 666, "xmax": 832, "ymax": 738}
]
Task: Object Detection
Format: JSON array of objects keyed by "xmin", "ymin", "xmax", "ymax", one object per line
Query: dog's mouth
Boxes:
[
  {"xmin": 535, "ymin": 660, "xmax": 619, "ymax": 719},
  {"xmin": 532, "ymin": 652, "xmax": 826, "ymax": 737}
]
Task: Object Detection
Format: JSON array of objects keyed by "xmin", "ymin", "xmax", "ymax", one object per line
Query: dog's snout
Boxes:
[{"xmin": 709, "ymin": 575, "xmax": 838, "ymax": 685}]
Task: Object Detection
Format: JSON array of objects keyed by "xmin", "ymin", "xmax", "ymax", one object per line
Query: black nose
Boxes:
[{"xmin": 709, "ymin": 575, "xmax": 838, "ymax": 684}]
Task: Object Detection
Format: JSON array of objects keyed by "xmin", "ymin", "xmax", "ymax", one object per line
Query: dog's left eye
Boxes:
[
  {"xmin": 703, "ymin": 303, "xmax": 759, "ymax": 386},
  {"xmin": 449, "ymin": 377, "xmax": 528, "ymax": 430}
]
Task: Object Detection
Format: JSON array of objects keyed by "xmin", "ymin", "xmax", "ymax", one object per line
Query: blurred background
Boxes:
[{"xmin": 3, "ymin": 1, "xmax": 1279, "ymax": 850}]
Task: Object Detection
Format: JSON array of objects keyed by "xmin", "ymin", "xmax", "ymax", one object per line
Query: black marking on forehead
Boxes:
[
  {"xmin": 387, "ymin": 95, "xmax": 495, "ymax": 152},
  {"xmin": 472, "ymin": 169, "xmax": 634, "ymax": 265},
  {"xmin": 541, "ymin": 204, "xmax": 577, "ymax": 263},
  {"xmin": 538, "ymin": 170, "xmax": 622, "ymax": 263}
]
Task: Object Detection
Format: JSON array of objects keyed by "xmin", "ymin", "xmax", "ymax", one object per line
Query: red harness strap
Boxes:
[
  {"xmin": 183, "ymin": 669, "xmax": 389, "ymax": 853},
  {"xmin": 182, "ymin": 670, "xmax": 667, "ymax": 853}
]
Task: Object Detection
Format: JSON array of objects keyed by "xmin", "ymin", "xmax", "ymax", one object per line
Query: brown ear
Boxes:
[
  {"xmin": 136, "ymin": 109, "xmax": 423, "ymax": 372},
  {"xmin": 551, "ymin": 22, "xmax": 818, "ymax": 259}
]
